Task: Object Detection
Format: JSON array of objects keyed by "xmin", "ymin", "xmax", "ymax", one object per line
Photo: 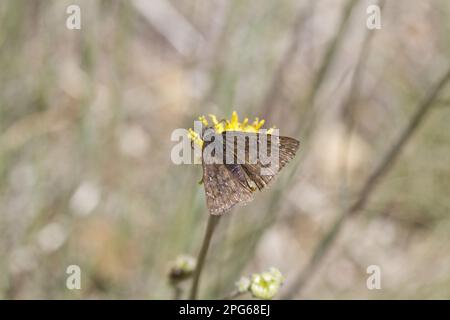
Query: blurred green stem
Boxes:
[
  {"xmin": 305, "ymin": 0, "xmax": 358, "ymax": 106},
  {"xmin": 171, "ymin": 284, "xmax": 182, "ymax": 300},
  {"xmin": 189, "ymin": 214, "xmax": 221, "ymax": 299}
]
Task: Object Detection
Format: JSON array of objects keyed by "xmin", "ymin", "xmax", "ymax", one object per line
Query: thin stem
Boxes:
[
  {"xmin": 189, "ymin": 214, "xmax": 221, "ymax": 299},
  {"xmin": 282, "ymin": 66, "xmax": 450, "ymax": 299},
  {"xmin": 305, "ymin": 0, "xmax": 358, "ymax": 108},
  {"xmin": 260, "ymin": 4, "xmax": 312, "ymax": 120},
  {"xmin": 339, "ymin": 0, "xmax": 386, "ymax": 219}
]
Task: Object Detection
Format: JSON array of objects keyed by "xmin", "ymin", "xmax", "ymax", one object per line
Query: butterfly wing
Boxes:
[
  {"xmin": 201, "ymin": 131, "xmax": 299, "ymax": 215},
  {"xmin": 223, "ymin": 132, "xmax": 300, "ymax": 190}
]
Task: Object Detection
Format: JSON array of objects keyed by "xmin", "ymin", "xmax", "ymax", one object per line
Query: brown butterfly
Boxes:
[{"xmin": 200, "ymin": 128, "xmax": 299, "ymax": 215}]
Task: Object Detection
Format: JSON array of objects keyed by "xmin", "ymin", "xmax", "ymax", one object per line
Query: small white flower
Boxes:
[
  {"xmin": 169, "ymin": 254, "xmax": 196, "ymax": 282},
  {"xmin": 235, "ymin": 276, "xmax": 251, "ymax": 293}
]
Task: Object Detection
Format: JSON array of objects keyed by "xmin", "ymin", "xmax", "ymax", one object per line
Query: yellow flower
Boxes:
[
  {"xmin": 188, "ymin": 128, "xmax": 203, "ymax": 147},
  {"xmin": 188, "ymin": 111, "xmax": 276, "ymax": 147}
]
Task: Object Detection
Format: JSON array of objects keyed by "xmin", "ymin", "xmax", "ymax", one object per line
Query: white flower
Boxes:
[
  {"xmin": 235, "ymin": 267, "xmax": 285, "ymax": 300},
  {"xmin": 235, "ymin": 276, "xmax": 251, "ymax": 293},
  {"xmin": 169, "ymin": 254, "xmax": 196, "ymax": 282}
]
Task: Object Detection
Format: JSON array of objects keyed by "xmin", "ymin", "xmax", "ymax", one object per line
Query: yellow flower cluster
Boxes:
[{"xmin": 188, "ymin": 111, "xmax": 275, "ymax": 147}]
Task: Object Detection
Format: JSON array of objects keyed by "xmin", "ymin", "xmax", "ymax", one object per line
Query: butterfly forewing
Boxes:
[{"xmin": 223, "ymin": 132, "xmax": 299, "ymax": 189}]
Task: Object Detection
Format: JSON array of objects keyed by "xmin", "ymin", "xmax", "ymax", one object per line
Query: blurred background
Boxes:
[{"xmin": 1, "ymin": 0, "xmax": 450, "ymax": 299}]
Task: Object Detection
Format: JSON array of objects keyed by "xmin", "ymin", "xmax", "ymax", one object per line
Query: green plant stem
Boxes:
[
  {"xmin": 189, "ymin": 214, "xmax": 221, "ymax": 299},
  {"xmin": 171, "ymin": 283, "xmax": 182, "ymax": 300},
  {"xmin": 305, "ymin": 0, "xmax": 358, "ymax": 108}
]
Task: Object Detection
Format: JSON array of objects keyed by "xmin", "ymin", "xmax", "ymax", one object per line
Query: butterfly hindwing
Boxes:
[{"xmin": 202, "ymin": 163, "xmax": 254, "ymax": 215}]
